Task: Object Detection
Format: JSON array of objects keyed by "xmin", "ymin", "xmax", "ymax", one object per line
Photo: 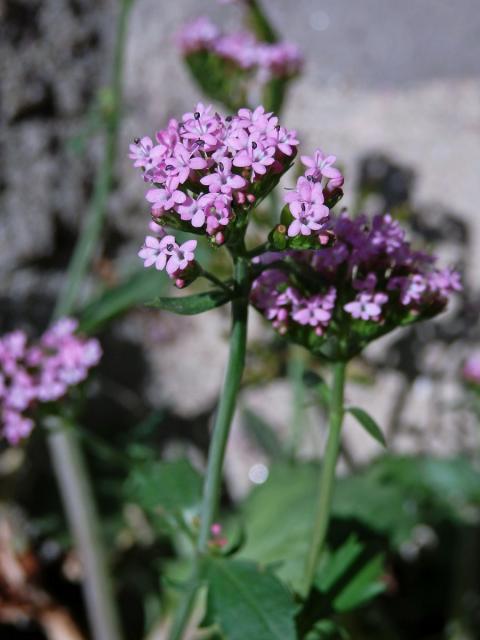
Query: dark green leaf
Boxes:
[
  {"xmin": 332, "ymin": 553, "xmax": 386, "ymax": 612},
  {"xmin": 147, "ymin": 288, "xmax": 233, "ymax": 315},
  {"xmin": 315, "ymin": 535, "xmax": 386, "ymax": 613},
  {"xmin": 79, "ymin": 268, "xmax": 166, "ymax": 333},
  {"xmin": 125, "ymin": 459, "xmax": 202, "ymax": 517},
  {"xmin": 346, "ymin": 406, "xmax": 386, "ymax": 447},
  {"xmin": 305, "ymin": 620, "xmax": 349, "ymax": 640},
  {"xmin": 315, "ymin": 535, "xmax": 363, "ymax": 593},
  {"xmin": 203, "ymin": 557, "xmax": 297, "ymax": 640}
]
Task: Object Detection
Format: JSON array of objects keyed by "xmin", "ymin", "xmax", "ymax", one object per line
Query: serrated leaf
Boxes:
[
  {"xmin": 346, "ymin": 406, "xmax": 386, "ymax": 447},
  {"xmin": 125, "ymin": 459, "xmax": 202, "ymax": 517},
  {"xmin": 203, "ymin": 557, "xmax": 297, "ymax": 640},
  {"xmin": 238, "ymin": 465, "xmax": 317, "ymax": 590},
  {"xmin": 79, "ymin": 268, "xmax": 166, "ymax": 332},
  {"xmin": 147, "ymin": 288, "xmax": 233, "ymax": 315}
]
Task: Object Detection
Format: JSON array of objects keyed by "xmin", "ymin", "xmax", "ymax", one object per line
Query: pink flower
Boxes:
[
  {"xmin": 284, "ymin": 177, "xmax": 328, "ymax": 218},
  {"xmin": 266, "ymin": 125, "xmax": 299, "ymax": 156},
  {"xmin": 200, "ymin": 157, "xmax": 246, "ymax": 194},
  {"xmin": 146, "ymin": 179, "xmax": 186, "ymax": 214},
  {"xmin": 388, "ymin": 274, "xmax": 427, "ymax": 305},
  {"xmin": 301, "ymin": 149, "xmax": 343, "ymax": 184},
  {"xmin": 463, "ymin": 355, "xmax": 480, "ymax": 385},
  {"xmin": 177, "ymin": 196, "xmax": 207, "ymax": 227},
  {"xmin": 129, "ymin": 136, "xmax": 164, "ymax": 171},
  {"xmin": 233, "ymin": 136, "xmax": 275, "ymax": 176},
  {"xmin": 166, "ymin": 240, "xmax": 197, "ymax": 276},
  {"xmin": 200, "ymin": 194, "xmax": 232, "ymax": 235},
  {"xmin": 292, "ymin": 289, "xmax": 336, "ymax": 332},
  {"xmin": 344, "ymin": 292, "xmax": 388, "ymax": 321},
  {"xmin": 1, "ymin": 320, "xmax": 101, "ymax": 444},
  {"xmin": 138, "ymin": 235, "xmax": 177, "ymax": 270},
  {"xmin": 169, "ymin": 143, "xmax": 208, "ymax": 184},
  {"xmin": 181, "ymin": 103, "xmax": 221, "ymax": 148}
]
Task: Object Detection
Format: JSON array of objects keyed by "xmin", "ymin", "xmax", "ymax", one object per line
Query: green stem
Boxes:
[
  {"xmin": 53, "ymin": 0, "xmax": 131, "ymax": 318},
  {"xmin": 198, "ymin": 255, "xmax": 249, "ymax": 551},
  {"xmin": 168, "ymin": 255, "xmax": 250, "ymax": 640},
  {"xmin": 246, "ymin": 0, "xmax": 278, "ymax": 43},
  {"xmin": 46, "ymin": 2, "xmax": 133, "ymax": 639},
  {"xmin": 303, "ymin": 361, "xmax": 346, "ymax": 593},
  {"xmin": 47, "ymin": 420, "xmax": 123, "ymax": 640},
  {"xmin": 200, "ymin": 268, "xmax": 233, "ymax": 294}
]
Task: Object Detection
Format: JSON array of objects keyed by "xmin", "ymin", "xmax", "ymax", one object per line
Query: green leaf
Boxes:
[
  {"xmin": 305, "ymin": 620, "xmax": 349, "ymax": 640},
  {"xmin": 203, "ymin": 557, "xmax": 297, "ymax": 640},
  {"xmin": 315, "ymin": 535, "xmax": 386, "ymax": 613},
  {"xmin": 315, "ymin": 535, "xmax": 364, "ymax": 593},
  {"xmin": 346, "ymin": 406, "xmax": 386, "ymax": 447},
  {"xmin": 242, "ymin": 407, "xmax": 285, "ymax": 459},
  {"xmin": 79, "ymin": 268, "xmax": 166, "ymax": 333},
  {"xmin": 147, "ymin": 288, "xmax": 233, "ymax": 315},
  {"xmin": 238, "ymin": 464, "xmax": 317, "ymax": 590},
  {"xmin": 331, "ymin": 553, "xmax": 386, "ymax": 612},
  {"xmin": 125, "ymin": 458, "xmax": 202, "ymax": 518}
]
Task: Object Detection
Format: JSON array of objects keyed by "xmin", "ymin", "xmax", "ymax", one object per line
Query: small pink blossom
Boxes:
[
  {"xmin": 344, "ymin": 292, "xmax": 388, "ymax": 321},
  {"xmin": 301, "ymin": 149, "xmax": 343, "ymax": 184},
  {"xmin": 146, "ymin": 180, "xmax": 186, "ymax": 214}
]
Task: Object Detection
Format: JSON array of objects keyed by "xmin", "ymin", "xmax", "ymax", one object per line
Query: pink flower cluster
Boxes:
[
  {"xmin": 0, "ymin": 319, "xmax": 102, "ymax": 445},
  {"xmin": 252, "ymin": 212, "xmax": 461, "ymax": 343},
  {"xmin": 463, "ymin": 355, "xmax": 480, "ymax": 385},
  {"xmin": 284, "ymin": 150, "xmax": 344, "ymax": 238},
  {"xmin": 177, "ymin": 17, "xmax": 303, "ymax": 81},
  {"xmin": 131, "ymin": 104, "xmax": 299, "ymax": 277}
]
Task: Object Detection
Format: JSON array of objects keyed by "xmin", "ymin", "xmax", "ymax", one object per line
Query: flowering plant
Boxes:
[
  {"xmin": 129, "ymin": 94, "xmax": 461, "ymax": 637},
  {"xmin": 0, "ymin": 319, "xmax": 101, "ymax": 444}
]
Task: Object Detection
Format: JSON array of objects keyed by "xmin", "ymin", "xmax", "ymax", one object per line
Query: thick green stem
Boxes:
[
  {"xmin": 168, "ymin": 255, "xmax": 250, "ymax": 640},
  {"xmin": 46, "ymin": 2, "xmax": 132, "ymax": 639},
  {"xmin": 197, "ymin": 256, "xmax": 249, "ymax": 552},
  {"xmin": 303, "ymin": 361, "xmax": 346, "ymax": 593}
]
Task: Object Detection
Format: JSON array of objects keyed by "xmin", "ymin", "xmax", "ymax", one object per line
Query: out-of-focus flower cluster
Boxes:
[
  {"xmin": 131, "ymin": 103, "xmax": 299, "ymax": 281},
  {"xmin": 0, "ymin": 319, "xmax": 102, "ymax": 444},
  {"xmin": 252, "ymin": 212, "xmax": 461, "ymax": 358},
  {"xmin": 283, "ymin": 149, "xmax": 344, "ymax": 240},
  {"xmin": 463, "ymin": 355, "xmax": 480, "ymax": 386},
  {"xmin": 177, "ymin": 17, "xmax": 303, "ymax": 83}
]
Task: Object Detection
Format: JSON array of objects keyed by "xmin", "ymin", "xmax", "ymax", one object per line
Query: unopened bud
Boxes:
[
  {"xmin": 175, "ymin": 278, "xmax": 186, "ymax": 289},
  {"xmin": 215, "ymin": 232, "xmax": 225, "ymax": 246},
  {"xmin": 246, "ymin": 194, "xmax": 256, "ymax": 204}
]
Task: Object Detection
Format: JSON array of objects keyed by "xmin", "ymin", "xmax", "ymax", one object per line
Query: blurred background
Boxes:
[{"xmin": 1, "ymin": 1, "xmax": 480, "ymax": 639}]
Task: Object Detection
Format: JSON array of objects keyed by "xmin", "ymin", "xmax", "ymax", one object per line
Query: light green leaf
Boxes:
[
  {"xmin": 346, "ymin": 406, "xmax": 386, "ymax": 447},
  {"xmin": 79, "ymin": 268, "xmax": 166, "ymax": 333},
  {"xmin": 203, "ymin": 557, "xmax": 297, "ymax": 640},
  {"xmin": 125, "ymin": 459, "xmax": 202, "ymax": 517},
  {"xmin": 147, "ymin": 288, "xmax": 233, "ymax": 315},
  {"xmin": 238, "ymin": 464, "xmax": 317, "ymax": 591}
]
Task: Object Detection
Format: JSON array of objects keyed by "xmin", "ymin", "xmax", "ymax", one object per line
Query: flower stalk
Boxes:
[
  {"xmin": 303, "ymin": 360, "xmax": 346, "ymax": 593},
  {"xmin": 169, "ymin": 252, "xmax": 250, "ymax": 640},
  {"xmin": 45, "ymin": 2, "xmax": 133, "ymax": 639}
]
